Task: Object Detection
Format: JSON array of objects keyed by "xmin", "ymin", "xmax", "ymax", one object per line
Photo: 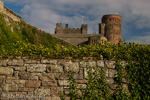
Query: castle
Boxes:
[
  {"xmin": 0, "ymin": 0, "xmax": 21, "ymax": 21},
  {"xmin": 0, "ymin": 0, "xmax": 122, "ymax": 46},
  {"xmin": 53, "ymin": 14, "xmax": 122, "ymax": 45}
]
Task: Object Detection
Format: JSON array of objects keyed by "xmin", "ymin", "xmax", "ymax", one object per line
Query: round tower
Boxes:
[{"xmin": 102, "ymin": 14, "xmax": 122, "ymax": 44}]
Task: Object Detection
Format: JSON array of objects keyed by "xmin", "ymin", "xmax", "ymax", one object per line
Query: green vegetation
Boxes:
[
  {"xmin": 0, "ymin": 12, "xmax": 150, "ymax": 99},
  {"xmin": 0, "ymin": 13, "xmax": 71, "ymax": 49}
]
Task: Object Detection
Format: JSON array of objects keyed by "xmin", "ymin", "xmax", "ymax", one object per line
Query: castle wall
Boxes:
[
  {"xmin": 53, "ymin": 34, "xmax": 103, "ymax": 45},
  {"xmin": 0, "ymin": 57, "xmax": 127, "ymax": 99},
  {"xmin": 0, "ymin": 0, "xmax": 21, "ymax": 21}
]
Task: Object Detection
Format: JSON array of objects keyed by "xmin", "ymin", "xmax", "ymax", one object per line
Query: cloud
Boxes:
[
  {"xmin": 4, "ymin": 0, "xmax": 150, "ymax": 43},
  {"xmin": 127, "ymin": 35, "xmax": 150, "ymax": 44}
]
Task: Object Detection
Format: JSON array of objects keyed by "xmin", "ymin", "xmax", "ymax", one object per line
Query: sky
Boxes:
[{"xmin": 3, "ymin": 0, "xmax": 150, "ymax": 43}]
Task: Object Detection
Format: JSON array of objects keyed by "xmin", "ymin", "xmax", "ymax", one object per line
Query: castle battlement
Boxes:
[
  {"xmin": 0, "ymin": 0, "xmax": 21, "ymax": 21},
  {"xmin": 55, "ymin": 23, "xmax": 88, "ymax": 34}
]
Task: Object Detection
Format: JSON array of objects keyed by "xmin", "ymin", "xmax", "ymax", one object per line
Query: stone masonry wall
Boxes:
[
  {"xmin": 0, "ymin": 57, "xmax": 126, "ymax": 100},
  {"xmin": 0, "ymin": 0, "xmax": 21, "ymax": 22}
]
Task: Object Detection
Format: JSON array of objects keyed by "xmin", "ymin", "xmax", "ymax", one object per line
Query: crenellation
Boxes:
[{"xmin": 55, "ymin": 24, "xmax": 88, "ymax": 34}]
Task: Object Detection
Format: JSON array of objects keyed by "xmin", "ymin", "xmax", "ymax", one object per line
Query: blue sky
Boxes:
[{"xmin": 3, "ymin": 0, "xmax": 150, "ymax": 43}]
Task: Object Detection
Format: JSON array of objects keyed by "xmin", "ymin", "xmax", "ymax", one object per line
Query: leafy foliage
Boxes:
[{"xmin": 0, "ymin": 13, "xmax": 71, "ymax": 49}]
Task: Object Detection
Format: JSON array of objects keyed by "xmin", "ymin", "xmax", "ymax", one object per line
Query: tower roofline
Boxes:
[{"xmin": 103, "ymin": 14, "xmax": 121, "ymax": 17}]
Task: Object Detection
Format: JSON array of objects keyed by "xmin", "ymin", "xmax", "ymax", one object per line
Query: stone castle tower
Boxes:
[{"xmin": 99, "ymin": 14, "xmax": 122, "ymax": 44}]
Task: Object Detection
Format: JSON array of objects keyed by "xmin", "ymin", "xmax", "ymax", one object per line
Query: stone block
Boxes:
[
  {"xmin": 7, "ymin": 59, "xmax": 24, "ymax": 66},
  {"xmin": 3, "ymin": 84, "xmax": 18, "ymax": 92},
  {"xmin": 77, "ymin": 84, "xmax": 87, "ymax": 89},
  {"xmin": 39, "ymin": 73, "xmax": 55, "ymax": 81},
  {"xmin": 64, "ymin": 61, "xmax": 79, "ymax": 73},
  {"xmin": 75, "ymin": 80, "xmax": 87, "ymax": 84},
  {"xmin": 0, "ymin": 59, "xmax": 7, "ymax": 66},
  {"xmin": 19, "ymin": 72, "xmax": 30, "ymax": 80},
  {"xmin": 79, "ymin": 61, "xmax": 87, "ymax": 67},
  {"xmin": 6, "ymin": 80, "xmax": 26, "ymax": 84},
  {"xmin": 30, "ymin": 75, "xmax": 39, "ymax": 80},
  {"xmin": 105, "ymin": 60, "xmax": 115, "ymax": 69},
  {"xmin": 73, "ymin": 73, "xmax": 83, "ymax": 80},
  {"xmin": 84, "ymin": 68, "xmax": 88, "ymax": 79},
  {"xmin": 34, "ymin": 89, "xmax": 50, "ymax": 96},
  {"xmin": 25, "ymin": 59, "xmax": 40, "ymax": 64},
  {"xmin": 14, "ymin": 66, "xmax": 26, "ymax": 71},
  {"xmin": 50, "ymin": 97, "xmax": 61, "ymax": 100},
  {"xmin": 87, "ymin": 61, "xmax": 96, "ymax": 67},
  {"xmin": 106, "ymin": 78, "xmax": 114, "ymax": 84},
  {"xmin": 109, "ymin": 84, "xmax": 118, "ymax": 90},
  {"xmin": 54, "ymin": 73, "xmax": 69, "ymax": 80},
  {"xmin": 41, "ymin": 60, "xmax": 57, "ymax": 64},
  {"xmin": 58, "ymin": 80, "xmax": 69, "ymax": 86},
  {"xmin": 26, "ymin": 64, "xmax": 46, "ymax": 73},
  {"xmin": 42, "ymin": 80, "xmax": 57, "ymax": 87},
  {"xmin": 25, "ymin": 80, "xmax": 41, "ymax": 88},
  {"xmin": 0, "ymin": 76, "xmax": 5, "ymax": 84},
  {"xmin": 0, "ymin": 67, "xmax": 13, "ymax": 76},
  {"xmin": 108, "ymin": 69, "xmax": 117, "ymax": 78},
  {"xmin": 97, "ymin": 60, "xmax": 104, "ymax": 67},
  {"xmin": 51, "ymin": 87, "xmax": 63, "ymax": 96},
  {"xmin": 47, "ymin": 65, "xmax": 63, "ymax": 73}
]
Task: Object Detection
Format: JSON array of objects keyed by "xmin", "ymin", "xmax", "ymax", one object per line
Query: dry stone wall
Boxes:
[{"xmin": 0, "ymin": 57, "xmax": 126, "ymax": 100}]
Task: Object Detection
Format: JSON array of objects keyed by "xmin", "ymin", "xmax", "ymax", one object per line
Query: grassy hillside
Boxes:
[{"xmin": 0, "ymin": 13, "xmax": 71, "ymax": 49}]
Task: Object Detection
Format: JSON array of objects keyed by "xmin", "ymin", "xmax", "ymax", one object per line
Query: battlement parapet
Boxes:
[{"xmin": 55, "ymin": 23, "xmax": 88, "ymax": 34}]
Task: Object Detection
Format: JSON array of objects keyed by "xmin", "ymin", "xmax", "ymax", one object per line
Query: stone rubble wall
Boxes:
[{"xmin": 0, "ymin": 57, "xmax": 127, "ymax": 100}]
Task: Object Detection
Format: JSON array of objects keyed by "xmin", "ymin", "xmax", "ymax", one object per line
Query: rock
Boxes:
[
  {"xmin": 51, "ymin": 87, "xmax": 63, "ymax": 96},
  {"xmin": 7, "ymin": 59, "xmax": 24, "ymax": 66},
  {"xmin": 107, "ymin": 78, "xmax": 114, "ymax": 84},
  {"xmin": 14, "ymin": 66, "xmax": 26, "ymax": 71},
  {"xmin": 26, "ymin": 64, "xmax": 46, "ymax": 72},
  {"xmin": 0, "ymin": 67, "xmax": 13, "ymax": 76},
  {"xmin": 0, "ymin": 76, "xmax": 5, "ymax": 85},
  {"xmin": 34, "ymin": 89, "xmax": 50, "ymax": 96},
  {"xmin": 105, "ymin": 60, "xmax": 115, "ymax": 69},
  {"xmin": 108, "ymin": 69, "xmax": 117, "ymax": 78},
  {"xmin": 41, "ymin": 60, "xmax": 57, "ymax": 64},
  {"xmin": 97, "ymin": 60, "xmax": 104, "ymax": 67},
  {"xmin": 84, "ymin": 68, "xmax": 88, "ymax": 79},
  {"xmin": 19, "ymin": 72, "xmax": 30, "ymax": 80},
  {"xmin": 0, "ymin": 59, "xmax": 7, "ymax": 66},
  {"xmin": 64, "ymin": 61, "xmax": 79, "ymax": 73},
  {"xmin": 3, "ymin": 84, "xmax": 18, "ymax": 92},
  {"xmin": 77, "ymin": 84, "xmax": 87, "ymax": 89},
  {"xmin": 58, "ymin": 80, "xmax": 69, "ymax": 86},
  {"xmin": 47, "ymin": 65, "xmax": 63, "ymax": 73},
  {"xmin": 42, "ymin": 80, "xmax": 57, "ymax": 87},
  {"xmin": 25, "ymin": 59, "xmax": 40, "ymax": 64},
  {"xmin": 25, "ymin": 80, "xmax": 41, "ymax": 88},
  {"xmin": 87, "ymin": 61, "xmax": 96, "ymax": 67},
  {"xmin": 79, "ymin": 61, "xmax": 87, "ymax": 67},
  {"xmin": 39, "ymin": 73, "xmax": 55, "ymax": 81}
]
